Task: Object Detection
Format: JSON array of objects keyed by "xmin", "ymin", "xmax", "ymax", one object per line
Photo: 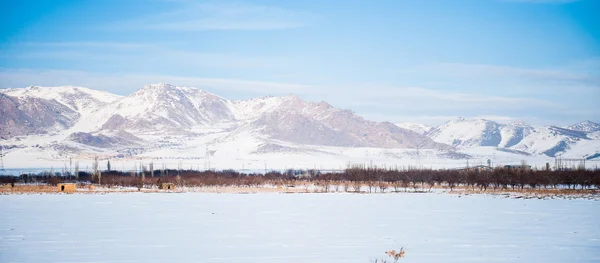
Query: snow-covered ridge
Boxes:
[
  {"xmin": 428, "ymin": 117, "xmax": 598, "ymax": 158},
  {"xmin": 566, "ymin": 120, "xmax": 600, "ymax": 133},
  {"xmin": 2, "ymin": 85, "xmax": 121, "ymax": 113},
  {"xmin": 395, "ymin": 122, "xmax": 432, "ymax": 135},
  {"xmin": 229, "ymin": 95, "xmax": 295, "ymax": 121},
  {"xmin": 428, "ymin": 118, "xmax": 503, "ymax": 148}
]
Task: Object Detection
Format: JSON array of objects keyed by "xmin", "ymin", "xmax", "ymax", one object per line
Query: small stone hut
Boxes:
[
  {"xmin": 58, "ymin": 183, "xmax": 76, "ymax": 193},
  {"xmin": 160, "ymin": 183, "xmax": 175, "ymax": 190}
]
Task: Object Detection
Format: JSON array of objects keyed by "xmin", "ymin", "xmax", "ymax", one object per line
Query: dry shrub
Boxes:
[
  {"xmin": 352, "ymin": 181, "xmax": 362, "ymax": 192},
  {"xmin": 48, "ymin": 176, "xmax": 60, "ymax": 186},
  {"xmin": 343, "ymin": 181, "xmax": 351, "ymax": 192},
  {"xmin": 385, "ymin": 248, "xmax": 405, "ymax": 263},
  {"xmin": 378, "ymin": 181, "xmax": 389, "ymax": 193}
]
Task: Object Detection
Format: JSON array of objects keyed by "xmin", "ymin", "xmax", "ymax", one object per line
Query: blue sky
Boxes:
[{"xmin": 1, "ymin": 0, "xmax": 599, "ymax": 126}]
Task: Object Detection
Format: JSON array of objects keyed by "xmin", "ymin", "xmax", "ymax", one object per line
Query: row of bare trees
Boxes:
[{"xmin": 2, "ymin": 167, "xmax": 600, "ymax": 191}]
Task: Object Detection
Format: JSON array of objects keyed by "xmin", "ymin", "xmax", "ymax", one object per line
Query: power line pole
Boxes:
[
  {"xmin": 204, "ymin": 145, "xmax": 210, "ymax": 170},
  {"xmin": 0, "ymin": 145, "xmax": 5, "ymax": 172}
]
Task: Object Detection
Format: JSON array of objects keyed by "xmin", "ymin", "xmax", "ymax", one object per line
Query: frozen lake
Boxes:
[{"xmin": 1, "ymin": 193, "xmax": 599, "ymax": 263}]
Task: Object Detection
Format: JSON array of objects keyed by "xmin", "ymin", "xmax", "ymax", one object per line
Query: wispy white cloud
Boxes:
[
  {"xmin": 363, "ymin": 113, "xmax": 579, "ymax": 127},
  {"xmin": 19, "ymin": 41, "xmax": 152, "ymax": 50},
  {"xmin": 503, "ymin": 0, "xmax": 579, "ymax": 3},
  {"xmin": 0, "ymin": 68, "xmax": 554, "ymax": 105},
  {"xmin": 0, "ymin": 68, "xmax": 591, "ymax": 126},
  {"xmin": 117, "ymin": 2, "xmax": 315, "ymax": 31},
  {"xmin": 341, "ymin": 85, "xmax": 559, "ymax": 110},
  {"xmin": 0, "ymin": 68, "xmax": 315, "ymax": 96},
  {"xmin": 411, "ymin": 62, "xmax": 600, "ymax": 95},
  {"xmin": 365, "ymin": 114, "xmax": 523, "ymax": 126},
  {"xmin": 2, "ymin": 44, "xmax": 293, "ymax": 70},
  {"xmin": 424, "ymin": 63, "xmax": 598, "ymax": 84}
]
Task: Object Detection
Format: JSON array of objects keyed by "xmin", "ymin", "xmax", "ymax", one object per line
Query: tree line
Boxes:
[{"xmin": 2, "ymin": 166, "xmax": 599, "ymax": 192}]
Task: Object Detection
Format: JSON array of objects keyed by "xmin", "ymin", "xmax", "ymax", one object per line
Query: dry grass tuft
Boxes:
[{"xmin": 385, "ymin": 248, "xmax": 405, "ymax": 262}]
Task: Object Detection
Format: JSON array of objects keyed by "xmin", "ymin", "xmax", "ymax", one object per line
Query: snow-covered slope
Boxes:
[
  {"xmin": 428, "ymin": 118, "xmax": 503, "ymax": 148},
  {"xmin": 230, "ymin": 95, "xmax": 445, "ymax": 149},
  {"xmin": 2, "ymin": 86, "xmax": 121, "ymax": 114},
  {"xmin": 498, "ymin": 121, "xmax": 535, "ymax": 148},
  {"xmin": 510, "ymin": 126, "xmax": 589, "ymax": 157},
  {"xmin": 98, "ymin": 83, "xmax": 235, "ymax": 131},
  {"xmin": 65, "ymin": 130, "xmax": 144, "ymax": 149},
  {"xmin": 427, "ymin": 117, "xmax": 596, "ymax": 158},
  {"xmin": 0, "ymin": 93, "xmax": 79, "ymax": 138},
  {"xmin": 0, "ymin": 86, "xmax": 122, "ymax": 139},
  {"xmin": 395, "ymin": 122, "xmax": 432, "ymax": 135},
  {"xmin": 567, "ymin": 121, "xmax": 600, "ymax": 133},
  {"xmin": 229, "ymin": 96, "xmax": 290, "ymax": 121}
]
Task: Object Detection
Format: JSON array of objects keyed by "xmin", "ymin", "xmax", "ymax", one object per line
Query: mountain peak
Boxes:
[
  {"xmin": 141, "ymin": 83, "xmax": 177, "ymax": 90},
  {"xmin": 136, "ymin": 83, "xmax": 215, "ymax": 97},
  {"xmin": 395, "ymin": 122, "xmax": 432, "ymax": 135},
  {"xmin": 567, "ymin": 120, "xmax": 600, "ymax": 133},
  {"xmin": 282, "ymin": 94, "xmax": 301, "ymax": 101},
  {"xmin": 134, "ymin": 83, "xmax": 186, "ymax": 97},
  {"xmin": 581, "ymin": 120, "xmax": 598, "ymax": 125}
]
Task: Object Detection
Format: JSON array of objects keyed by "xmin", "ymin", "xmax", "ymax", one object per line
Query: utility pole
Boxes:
[
  {"xmin": 204, "ymin": 145, "xmax": 210, "ymax": 170},
  {"xmin": 75, "ymin": 161, "xmax": 79, "ymax": 179},
  {"xmin": 0, "ymin": 145, "xmax": 4, "ymax": 172},
  {"xmin": 416, "ymin": 142, "xmax": 422, "ymax": 169}
]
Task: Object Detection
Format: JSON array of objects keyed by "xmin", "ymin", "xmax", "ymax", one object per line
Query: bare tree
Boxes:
[
  {"xmin": 92, "ymin": 156, "xmax": 101, "ymax": 184},
  {"xmin": 378, "ymin": 182, "xmax": 388, "ymax": 193},
  {"xmin": 74, "ymin": 161, "xmax": 79, "ymax": 179}
]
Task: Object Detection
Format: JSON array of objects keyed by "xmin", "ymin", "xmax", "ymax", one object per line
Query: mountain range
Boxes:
[{"xmin": 1, "ymin": 83, "xmax": 599, "ymax": 170}]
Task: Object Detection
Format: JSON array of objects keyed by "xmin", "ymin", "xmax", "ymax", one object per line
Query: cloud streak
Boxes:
[
  {"xmin": 117, "ymin": 2, "xmax": 315, "ymax": 31},
  {"xmin": 0, "ymin": 68, "xmax": 557, "ymax": 106},
  {"xmin": 411, "ymin": 62, "xmax": 600, "ymax": 94},
  {"xmin": 503, "ymin": 0, "xmax": 579, "ymax": 3},
  {"xmin": 424, "ymin": 63, "xmax": 599, "ymax": 83},
  {"xmin": 2, "ymin": 44, "xmax": 293, "ymax": 70},
  {"xmin": 0, "ymin": 68, "xmax": 572, "ymax": 126},
  {"xmin": 19, "ymin": 41, "xmax": 152, "ymax": 50},
  {"xmin": 0, "ymin": 68, "xmax": 316, "ymax": 96}
]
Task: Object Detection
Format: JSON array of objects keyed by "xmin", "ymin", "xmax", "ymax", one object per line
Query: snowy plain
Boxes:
[{"xmin": 1, "ymin": 193, "xmax": 599, "ymax": 263}]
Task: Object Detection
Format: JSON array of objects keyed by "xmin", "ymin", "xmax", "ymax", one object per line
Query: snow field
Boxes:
[{"xmin": 1, "ymin": 193, "xmax": 598, "ymax": 263}]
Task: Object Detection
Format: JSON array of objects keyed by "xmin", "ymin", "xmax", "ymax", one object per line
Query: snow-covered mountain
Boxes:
[
  {"xmin": 428, "ymin": 117, "xmax": 597, "ymax": 158},
  {"xmin": 1, "ymin": 83, "xmax": 599, "ymax": 170},
  {"xmin": 232, "ymin": 96, "xmax": 444, "ymax": 149}
]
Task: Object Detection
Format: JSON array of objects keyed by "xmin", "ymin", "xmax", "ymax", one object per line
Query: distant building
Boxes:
[
  {"xmin": 159, "ymin": 183, "xmax": 175, "ymax": 190},
  {"xmin": 458, "ymin": 165, "xmax": 492, "ymax": 172},
  {"xmin": 471, "ymin": 165, "xmax": 492, "ymax": 172},
  {"xmin": 503, "ymin": 164, "xmax": 532, "ymax": 170},
  {"xmin": 58, "ymin": 183, "xmax": 76, "ymax": 193}
]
